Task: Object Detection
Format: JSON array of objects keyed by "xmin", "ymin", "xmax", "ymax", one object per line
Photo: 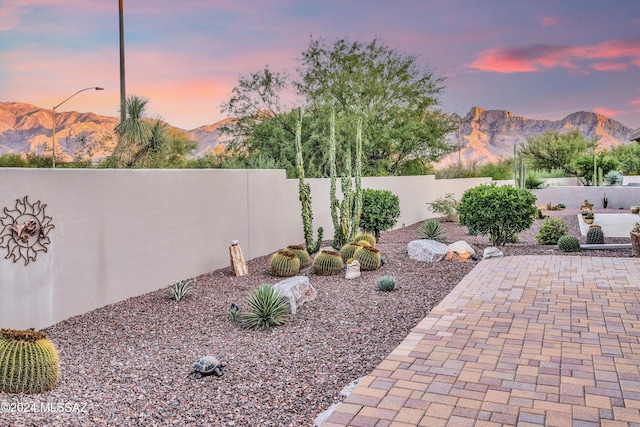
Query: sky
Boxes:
[{"xmin": 1, "ymin": 0, "xmax": 639, "ymax": 130}]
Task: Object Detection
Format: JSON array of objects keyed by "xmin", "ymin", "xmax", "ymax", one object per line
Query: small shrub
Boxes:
[
  {"xmin": 525, "ymin": 174, "xmax": 544, "ymax": 189},
  {"xmin": 417, "ymin": 219, "xmax": 447, "ymax": 243},
  {"xmin": 557, "ymin": 235, "xmax": 581, "ymax": 252},
  {"xmin": 241, "ymin": 285, "xmax": 289, "ymax": 330},
  {"xmin": 536, "ymin": 217, "xmax": 569, "ymax": 245},
  {"xmin": 377, "ymin": 276, "xmax": 396, "ymax": 292},
  {"xmin": 168, "ymin": 279, "xmax": 193, "ymax": 301},
  {"xmin": 360, "ymin": 189, "xmax": 400, "ymax": 240},
  {"xmin": 426, "ymin": 193, "xmax": 459, "ymax": 222},
  {"xmin": 458, "ymin": 183, "xmax": 537, "ymax": 246},
  {"xmin": 228, "ymin": 303, "xmax": 240, "ymax": 322}
]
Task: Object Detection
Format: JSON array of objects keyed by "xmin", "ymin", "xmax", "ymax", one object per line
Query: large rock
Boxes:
[
  {"xmin": 448, "ymin": 240, "xmax": 475, "ymax": 256},
  {"xmin": 273, "ymin": 276, "xmax": 316, "ymax": 314},
  {"xmin": 483, "ymin": 247, "xmax": 504, "ymax": 259},
  {"xmin": 407, "ymin": 240, "xmax": 450, "ymax": 263}
]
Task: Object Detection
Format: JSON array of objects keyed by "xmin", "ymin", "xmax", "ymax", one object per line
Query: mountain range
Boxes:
[{"xmin": 0, "ymin": 102, "xmax": 637, "ymax": 166}]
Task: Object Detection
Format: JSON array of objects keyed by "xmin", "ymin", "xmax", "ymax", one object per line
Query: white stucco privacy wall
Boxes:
[{"xmin": 0, "ymin": 168, "xmax": 489, "ymax": 330}]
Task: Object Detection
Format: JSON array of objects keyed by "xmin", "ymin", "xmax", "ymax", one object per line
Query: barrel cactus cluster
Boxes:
[
  {"xmin": 312, "ymin": 250, "xmax": 344, "ymax": 276},
  {"xmin": 286, "ymin": 244, "xmax": 311, "ymax": 268},
  {"xmin": 0, "ymin": 328, "xmax": 60, "ymax": 394},
  {"xmin": 269, "ymin": 249, "xmax": 301, "ymax": 277},
  {"xmin": 586, "ymin": 226, "xmax": 604, "ymax": 245},
  {"xmin": 557, "ymin": 235, "xmax": 581, "ymax": 252},
  {"xmin": 339, "ymin": 242, "xmax": 362, "ymax": 263},
  {"xmin": 353, "ymin": 245, "xmax": 381, "ymax": 271}
]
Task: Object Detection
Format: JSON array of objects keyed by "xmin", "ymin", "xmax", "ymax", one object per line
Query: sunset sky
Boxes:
[{"xmin": 1, "ymin": 0, "xmax": 639, "ymax": 130}]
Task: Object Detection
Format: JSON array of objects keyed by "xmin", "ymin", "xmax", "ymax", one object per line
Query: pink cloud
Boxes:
[
  {"xmin": 590, "ymin": 62, "xmax": 628, "ymax": 72},
  {"xmin": 467, "ymin": 38, "xmax": 640, "ymax": 73},
  {"xmin": 539, "ymin": 15, "xmax": 564, "ymax": 27},
  {"xmin": 593, "ymin": 107, "xmax": 625, "ymax": 117}
]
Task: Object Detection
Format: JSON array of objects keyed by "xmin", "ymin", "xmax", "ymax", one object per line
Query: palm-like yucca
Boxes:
[
  {"xmin": 418, "ymin": 219, "xmax": 447, "ymax": 243},
  {"xmin": 113, "ymin": 95, "xmax": 153, "ymax": 167},
  {"xmin": 241, "ymin": 285, "xmax": 290, "ymax": 330}
]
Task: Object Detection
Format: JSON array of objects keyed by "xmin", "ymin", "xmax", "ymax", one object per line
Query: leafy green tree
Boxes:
[
  {"xmin": 521, "ymin": 130, "xmax": 597, "ymax": 184},
  {"xmin": 359, "ymin": 189, "xmax": 401, "ymax": 240},
  {"xmin": 458, "ymin": 183, "xmax": 537, "ymax": 246},
  {"xmin": 221, "ymin": 36, "xmax": 455, "ymax": 177},
  {"xmin": 609, "ymin": 143, "xmax": 640, "ymax": 175},
  {"xmin": 574, "ymin": 152, "xmax": 619, "ymax": 185},
  {"xmin": 0, "ymin": 153, "xmax": 27, "ymax": 167}
]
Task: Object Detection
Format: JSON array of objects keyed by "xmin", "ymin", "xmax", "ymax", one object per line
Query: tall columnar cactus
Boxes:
[
  {"xmin": 295, "ymin": 108, "xmax": 323, "ymax": 254},
  {"xmin": 0, "ymin": 328, "xmax": 60, "ymax": 394},
  {"xmin": 329, "ymin": 111, "xmax": 363, "ymax": 249},
  {"xmin": 513, "ymin": 144, "xmax": 525, "ymax": 189}
]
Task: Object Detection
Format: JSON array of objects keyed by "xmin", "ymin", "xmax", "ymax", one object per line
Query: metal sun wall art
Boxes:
[{"xmin": 0, "ymin": 196, "xmax": 55, "ymax": 266}]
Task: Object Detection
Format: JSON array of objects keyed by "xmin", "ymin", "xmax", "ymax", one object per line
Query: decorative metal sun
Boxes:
[{"xmin": 0, "ymin": 196, "xmax": 55, "ymax": 266}]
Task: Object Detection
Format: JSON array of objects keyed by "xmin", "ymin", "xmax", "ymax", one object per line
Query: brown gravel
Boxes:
[{"xmin": 0, "ymin": 210, "xmax": 634, "ymax": 426}]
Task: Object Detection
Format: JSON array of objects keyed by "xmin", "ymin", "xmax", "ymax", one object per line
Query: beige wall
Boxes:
[{"xmin": 0, "ymin": 168, "xmax": 489, "ymax": 329}]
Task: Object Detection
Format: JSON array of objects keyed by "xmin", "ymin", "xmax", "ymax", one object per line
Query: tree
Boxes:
[
  {"xmin": 112, "ymin": 95, "xmax": 153, "ymax": 167},
  {"xmin": 520, "ymin": 130, "xmax": 597, "ymax": 184},
  {"xmin": 458, "ymin": 183, "xmax": 537, "ymax": 246},
  {"xmin": 221, "ymin": 36, "xmax": 455, "ymax": 177},
  {"xmin": 608, "ymin": 143, "xmax": 640, "ymax": 175},
  {"xmin": 359, "ymin": 189, "xmax": 401, "ymax": 240}
]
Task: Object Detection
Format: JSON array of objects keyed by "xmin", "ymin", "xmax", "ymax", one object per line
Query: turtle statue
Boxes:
[{"xmin": 188, "ymin": 355, "xmax": 227, "ymax": 378}]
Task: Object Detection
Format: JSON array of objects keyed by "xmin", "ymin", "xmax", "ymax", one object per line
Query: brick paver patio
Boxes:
[{"xmin": 322, "ymin": 255, "xmax": 640, "ymax": 426}]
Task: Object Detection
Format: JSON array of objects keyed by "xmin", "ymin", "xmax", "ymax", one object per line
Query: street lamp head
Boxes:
[{"xmin": 95, "ymin": 87, "xmax": 104, "ymax": 91}]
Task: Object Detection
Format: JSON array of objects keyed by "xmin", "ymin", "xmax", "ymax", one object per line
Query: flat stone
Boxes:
[
  {"xmin": 272, "ymin": 276, "xmax": 316, "ymax": 314},
  {"xmin": 407, "ymin": 239, "xmax": 449, "ymax": 263}
]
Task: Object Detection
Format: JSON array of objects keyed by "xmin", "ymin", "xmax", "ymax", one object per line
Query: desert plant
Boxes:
[
  {"xmin": 0, "ymin": 328, "xmax": 60, "ymax": 393},
  {"xmin": 604, "ymin": 170, "xmax": 623, "ymax": 186},
  {"xmin": 557, "ymin": 235, "xmax": 581, "ymax": 252},
  {"xmin": 228, "ymin": 303, "xmax": 240, "ymax": 322},
  {"xmin": 359, "ymin": 189, "xmax": 400, "ymax": 240},
  {"xmin": 557, "ymin": 203, "xmax": 566, "ymax": 209},
  {"xmin": 294, "ymin": 108, "xmax": 323, "ymax": 254},
  {"xmin": 312, "ymin": 250, "xmax": 344, "ymax": 276},
  {"xmin": 377, "ymin": 276, "xmax": 396, "ymax": 292},
  {"xmin": 426, "ymin": 193, "xmax": 459, "ymax": 222},
  {"xmin": 458, "ymin": 183, "xmax": 537, "ymax": 246},
  {"xmin": 353, "ymin": 245, "xmax": 382, "ymax": 271},
  {"xmin": 525, "ymin": 174, "xmax": 544, "ymax": 189},
  {"xmin": 536, "ymin": 217, "xmax": 569, "ymax": 245},
  {"xmin": 353, "ymin": 232, "xmax": 376, "ymax": 247},
  {"xmin": 329, "ymin": 111, "xmax": 363, "ymax": 249},
  {"xmin": 586, "ymin": 227, "xmax": 605, "ymax": 244},
  {"xmin": 633, "ymin": 221, "xmax": 640, "ymax": 233},
  {"xmin": 286, "ymin": 244, "xmax": 311, "ymax": 268},
  {"xmin": 168, "ymin": 279, "xmax": 193, "ymax": 301},
  {"xmin": 269, "ymin": 250, "xmax": 301, "ymax": 277},
  {"xmin": 602, "ymin": 194, "xmax": 609, "ymax": 209},
  {"xmin": 339, "ymin": 242, "xmax": 362, "ymax": 263},
  {"xmin": 240, "ymin": 285, "xmax": 290, "ymax": 330},
  {"xmin": 417, "ymin": 219, "xmax": 447, "ymax": 243}
]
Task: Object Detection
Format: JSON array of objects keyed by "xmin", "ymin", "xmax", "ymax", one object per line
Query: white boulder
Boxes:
[
  {"xmin": 273, "ymin": 276, "xmax": 316, "ymax": 314},
  {"xmin": 407, "ymin": 240, "xmax": 450, "ymax": 263},
  {"xmin": 483, "ymin": 247, "xmax": 504, "ymax": 259}
]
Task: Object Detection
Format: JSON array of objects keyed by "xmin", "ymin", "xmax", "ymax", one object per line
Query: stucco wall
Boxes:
[{"xmin": 0, "ymin": 168, "xmax": 490, "ymax": 329}]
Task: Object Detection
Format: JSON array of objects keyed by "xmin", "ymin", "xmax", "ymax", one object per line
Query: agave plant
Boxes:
[
  {"xmin": 168, "ymin": 279, "xmax": 193, "ymax": 301},
  {"xmin": 417, "ymin": 219, "xmax": 446, "ymax": 243},
  {"xmin": 241, "ymin": 285, "xmax": 290, "ymax": 330}
]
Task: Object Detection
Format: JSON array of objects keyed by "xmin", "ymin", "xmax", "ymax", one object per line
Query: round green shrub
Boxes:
[
  {"xmin": 241, "ymin": 285, "xmax": 290, "ymax": 330},
  {"xmin": 339, "ymin": 242, "xmax": 362, "ymax": 263},
  {"xmin": 417, "ymin": 219, "xmax": 447, "ymax": 243},
  {"xmin": 536, "ymin": 217, "xmax": 569, "ymax": 245},
  {"xmin": 269, "ymin": 250, "xmax": 300, "ymax": 277},
  {"xmin": 377, "ymin": 276, "xmax": 396, "ymax": 292},
  {"xmin": 586, "ymin": 227, "xmax": 604, "ymax": 244},
  {"xmin": 458, "ymin": 183, "xmax": 537, "ymax": 246},
  {"xmin": 312, "ymin": 250, "xmax": 344, "ymax": 276},
  {"xmin": 557, "ymin": 235, "xmax": 581, "ymax": 252},
  {"xmin": 354, "ymin": 245, "xmax": 381, "ymax": 271},
  {"xmin": 359, "ymin": 189, "xmax": 400, "ymax": 240},
  {"xmin": 286, "ymin": 244, "xmax": 311, "ymax": 268},
  {"xmin": 0, "ymin": 329, "xmax": 60, "ymax": 393}
]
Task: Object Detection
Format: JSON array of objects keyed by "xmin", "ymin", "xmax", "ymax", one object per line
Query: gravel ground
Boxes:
[{"xmin": 0, "ymin": 209, "xmax": 635, "ymax": 426}]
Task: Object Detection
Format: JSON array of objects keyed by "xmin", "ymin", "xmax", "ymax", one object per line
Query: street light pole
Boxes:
[{"xmin": 51, "ymin": 86, "xmax": 104, "ymax": 168}]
